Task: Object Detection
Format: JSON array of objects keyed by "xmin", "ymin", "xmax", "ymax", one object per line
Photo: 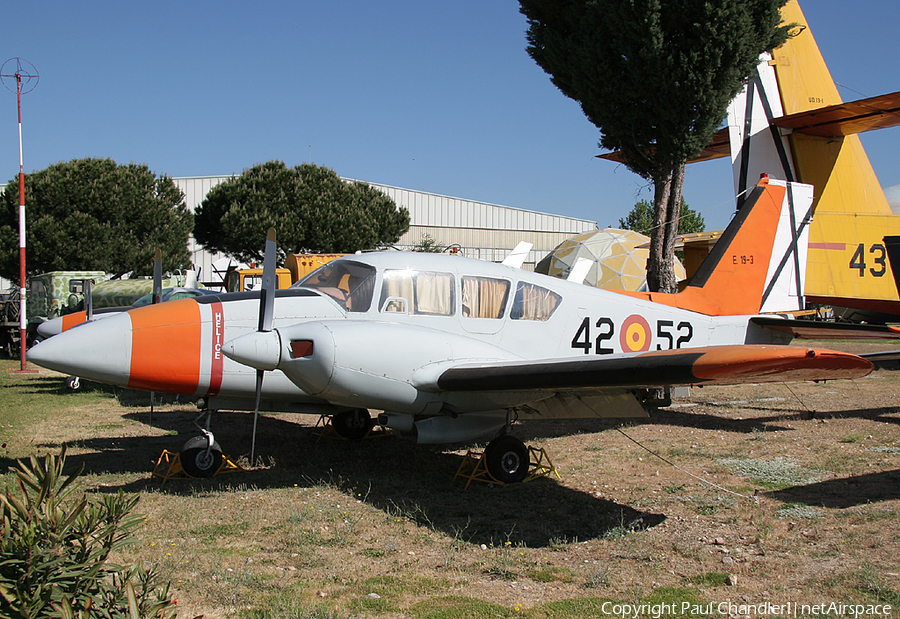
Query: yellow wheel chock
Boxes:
[
  {"xmin": 152, "ymin": 449, "xmax": 244, "ymax": 482},
  {"xmin": 454, "ymin": 445, "xmax": 559, "ymax": 489}
]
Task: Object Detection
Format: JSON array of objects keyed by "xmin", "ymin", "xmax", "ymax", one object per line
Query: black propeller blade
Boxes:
[{"xmin": 251, "ymin": 228, "xmax": 278, "ymax": 465}]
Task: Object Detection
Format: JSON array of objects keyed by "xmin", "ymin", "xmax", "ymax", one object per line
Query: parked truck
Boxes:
[
  {"xmin": 90, "ymin": 271, "xmax": 198, "ymax": 308},
  {"xmin": 0, "ymin": 270, "xmax": 107, "ymax": 356},
  {"xmin": 223, "ymin": 253, "xmax": 346, "ymax": 292}
]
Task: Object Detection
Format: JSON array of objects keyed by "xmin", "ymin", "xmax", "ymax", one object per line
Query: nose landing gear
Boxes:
[
  {"xmin": 179, "ymin": 432, "xmax": 223, "ymax": 478},
  {"xmin": 484, "ymin": 434, "xmax": 531, "ymax": 484}
]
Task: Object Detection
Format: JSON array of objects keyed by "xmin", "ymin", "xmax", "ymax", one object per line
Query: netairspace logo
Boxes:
[{"xmin": 598, "ymin": 600, "xmax": 893, "ymax": 618}]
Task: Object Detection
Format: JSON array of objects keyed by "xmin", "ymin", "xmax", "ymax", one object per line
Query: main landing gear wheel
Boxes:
[
  {"xmin": 331, "ymin": 409, "xmax": 374, "ymax": 440},
  {"xmin": 180, "ymin": 435, "xmax": 223, "ymax": 478},
  {"xmin": 485, "ymin": 435, "xmax": 530, "ymax": 484}
]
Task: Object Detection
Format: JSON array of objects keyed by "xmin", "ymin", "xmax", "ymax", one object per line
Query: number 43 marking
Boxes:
[{"xmin": 849, "ymin": 243, "xmax": 886, "ymax": 277}]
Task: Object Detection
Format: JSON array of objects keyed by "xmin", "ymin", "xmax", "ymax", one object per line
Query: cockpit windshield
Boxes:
[{"xmin": 294, "ymin": 260, "xmax": 377, "ymax": 312}]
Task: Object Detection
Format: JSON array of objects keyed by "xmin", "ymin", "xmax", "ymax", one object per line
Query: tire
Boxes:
[
  {"xmin": 331, "ymin": 409, "xmax": 374, "ymax": 440},
  {"xmin": 180, "ymin": 435, "xmax": 223, "ymax": 478},
  {"xmin": 485, "ymin": 435, "xmax": 530, "ymax": 484},
  {"xmin": 66, "ymin": 376, "xmax": 81, "ymax": 390}
]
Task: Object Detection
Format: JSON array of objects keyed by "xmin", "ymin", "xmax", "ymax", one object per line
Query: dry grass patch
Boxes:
[{"xmin": 2, "ymin": 356, "xmax": 900, "ymax": 617}]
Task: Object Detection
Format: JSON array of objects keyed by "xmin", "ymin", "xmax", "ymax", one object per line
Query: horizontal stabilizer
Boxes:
[
  {"xmin": 566, "ymin": 257, "xmax": 593, "ymax": 284},
  {"xmin": 752, "ymin": 316, "xmax": 900, "ymax": 340}
]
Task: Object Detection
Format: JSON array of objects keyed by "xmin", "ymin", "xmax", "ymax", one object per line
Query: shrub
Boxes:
[{"xmin": 0, "ymin": 446, "xmax": 177, "ymax": 618}]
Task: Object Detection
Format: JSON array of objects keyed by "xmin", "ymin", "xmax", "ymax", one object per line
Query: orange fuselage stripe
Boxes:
[
  {"xmin": 128, "ymin": 299, "xmax": 201, "ymax": 393},
  {"xmin": 61, "ymin": 312, "xmax": 87, "ymax": 332}
]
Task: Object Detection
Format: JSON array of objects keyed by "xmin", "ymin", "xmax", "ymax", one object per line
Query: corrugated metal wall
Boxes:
[{"xmin": 173, "ymin": 176, "xmax": 597, "ymax": 279}]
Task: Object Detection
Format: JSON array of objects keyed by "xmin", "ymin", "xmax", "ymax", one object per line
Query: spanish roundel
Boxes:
[{"xmin": 620, "ymin": 315, "xmax": 652, "ymax": 352}]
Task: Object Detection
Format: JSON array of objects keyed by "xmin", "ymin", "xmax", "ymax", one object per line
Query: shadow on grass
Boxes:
[
  {"xmin": 12, "ymin": 375, "xmax": 199, "ymax": 407},
  {"xmin": 767, "ymin": 469, "xmax": 900, "ymax": 508},
  {"xmin": 3, "ymin": 406, "xmax": 665, "ymax": 548}
]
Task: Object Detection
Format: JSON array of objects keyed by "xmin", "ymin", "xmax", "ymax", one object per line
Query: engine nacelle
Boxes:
[{"xmin": 274, "ymin": 320, "xmax": 516, "ymax": 414}]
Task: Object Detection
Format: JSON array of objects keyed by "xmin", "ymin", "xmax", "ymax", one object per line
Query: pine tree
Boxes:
[
  {"xmin": 521, "ymin": 0, "xmax": 790, "ymax": 291},
  {"xmin": 194, "ymin": 161, "xmax": 410, "ymax": 262}
]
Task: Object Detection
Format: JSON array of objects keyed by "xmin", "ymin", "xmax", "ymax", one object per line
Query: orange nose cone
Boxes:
[{"xmin": 127, "ymin": 298, "xmax": 202, "ymax": 393}]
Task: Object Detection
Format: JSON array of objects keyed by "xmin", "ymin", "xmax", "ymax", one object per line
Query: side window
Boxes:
[
  {"xmin": 380, "ymin": 270, "xmax": 454, "ymax": 316},
  {"xmin": 414, "ymin": 272, "xmax": 454, "ymax": 315},
  {"xmin": 510, "ymin": 282, "xmax": 561, "ymax": 321},
  {"xmin": 461, "ymin": 276, "xmax": 510, "ymax": 319},
  {"xmin": 381, "ymin": 270, "xmax": 413, "ymax": 313}
]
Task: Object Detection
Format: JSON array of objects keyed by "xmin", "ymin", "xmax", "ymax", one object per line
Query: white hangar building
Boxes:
[{"xmin": 173, "ymin": 175, "xmax": 598, "ymax": 282}]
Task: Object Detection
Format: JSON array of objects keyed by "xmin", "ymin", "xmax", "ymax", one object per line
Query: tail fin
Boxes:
[
  {"xmin": 725, "ymin": 0, "xmax": 900, "ymax": 315},
  {"xmin": 619, "ymin": 177, "xmax": 813, "ymax": 315},
  {"xmin": 727, "ymin": 0, "xmax": 891, "ymax": 216}
]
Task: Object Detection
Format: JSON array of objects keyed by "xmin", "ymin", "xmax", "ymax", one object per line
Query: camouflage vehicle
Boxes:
[
  {"xmin": 27, "ymin": 271, "xmax": 108, "ymax": 320},
  {"xmin": 90, "ymin": 273, "xmax": 196, "ymax": 308},
  {"xmin": 0, "ymin": 271, "xmax": 106, "ymax": 356},
  {"xmin": 1, "ymin": 287, "xmax": 19, "ymax": 356}
]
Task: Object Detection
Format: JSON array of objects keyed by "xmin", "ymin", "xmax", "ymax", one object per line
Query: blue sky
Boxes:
[{"xmin": 2, "ymin": 1, "xmax": 898, "ymax": 232}]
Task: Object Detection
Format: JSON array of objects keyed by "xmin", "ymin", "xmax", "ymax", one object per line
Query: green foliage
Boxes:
[
  {"xmin": 194, "ymin": 161, "xmax": 410, "ymax": 262},
  {"xmin": 618, "ymin": 199, "xmax": 705, "ymax": 236},
  {"xmin": 521, "ymin": 0, "xmax": 791, "ymax": 179},
  {"xmin": 0, "ymin": 158, "xmax": 194, "ymax": 281},
  {"xmin": 0, "ymin": 446, "xmax": 177, "ymax": 618},
  {"xmin": 521, "ymin": 0, "xmax": 790, "ymax": 291},
  {"xmin": 412, "ymin": 234, "xmax": 447, "ymax": 253}
]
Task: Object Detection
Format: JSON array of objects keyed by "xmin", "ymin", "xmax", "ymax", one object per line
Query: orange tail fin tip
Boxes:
[{"xmin": 619, "ymin": 176, "xmax": 813, "ymax": 317}]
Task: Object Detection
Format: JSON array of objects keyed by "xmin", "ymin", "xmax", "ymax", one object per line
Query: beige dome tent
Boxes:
[{"xmin": 535, "ymin": 228, "xmax": 686, "ymax": 292}]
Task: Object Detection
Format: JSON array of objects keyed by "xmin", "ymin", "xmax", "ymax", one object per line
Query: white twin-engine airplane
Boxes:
[{"xmin": 27, "ymin": 177, "xmax": 893, "ymax": 481}]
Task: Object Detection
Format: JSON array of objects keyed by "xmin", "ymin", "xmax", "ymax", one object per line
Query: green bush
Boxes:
[{"xmin": 0, "ymin": 446, "xmax": 177, "ymax": 618}]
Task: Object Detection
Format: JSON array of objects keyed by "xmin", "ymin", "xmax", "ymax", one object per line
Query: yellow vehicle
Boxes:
[
  {"xmin": 284, "ymin": 253, "xmax": 346, "ymax": 283},
  {"xmin": 224, "ymin": 268, "xmax": 292, "ymax": 293},
  {"xmin": 224, "ymin": 254, "xmax": 347, "ymax": 292}
]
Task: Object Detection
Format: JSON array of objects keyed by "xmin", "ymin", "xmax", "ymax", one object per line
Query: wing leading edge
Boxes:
[{"xmin": 435, "ymin": 345, "xmax": 873, "ymax": 392}]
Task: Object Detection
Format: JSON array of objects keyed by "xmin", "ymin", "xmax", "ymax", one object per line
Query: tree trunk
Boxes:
[
  {"xmin": 646, "ymin": 170, "xmax": 672, "ymax": 293},
  {"xmin": 660, "ymin": 161, "xmax": 685, "ymax": 293},
  {"xmin": 647, "ymin": 161, "xmax": 686, "ymax": 293}
]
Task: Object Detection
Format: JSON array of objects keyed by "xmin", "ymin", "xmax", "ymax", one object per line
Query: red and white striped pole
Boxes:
[
  {"xmin": 2, "ymin": 58, "xmax": 39, "ymax": 373},
  {"xmin": 15, "ymin": 71, "xmax": 27, "ymax": 371}
]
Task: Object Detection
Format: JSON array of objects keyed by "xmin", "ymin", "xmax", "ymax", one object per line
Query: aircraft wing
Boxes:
[
  {"xmin": 599, "ymin": 127, "xmax": 731, "ymax": 165},
  {"xmin": 433, "ymin": 345, "xmax": 872, "ymax": 392},
  {"xmin": 601, "ymin": 91, "xmax": 900, "ymax": 165},
  {"xmin": 770, "ymin": 91, "xmax": 900, "ymax": 138},
  {"xmin": 751, "ymin": 316, "xmax": 900, "ymax": 340}
]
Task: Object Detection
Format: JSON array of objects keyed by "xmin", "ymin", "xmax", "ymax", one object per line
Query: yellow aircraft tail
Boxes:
[{"xmin": 724, "ymin": 0, "xmax": 900, "ymax": 321}]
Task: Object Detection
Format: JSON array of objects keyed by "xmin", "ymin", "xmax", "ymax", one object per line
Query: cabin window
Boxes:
[
  {"xmin": 380, "ymin": 270, "xmax": 454, "ymax": 315},
  {"xmin": 510, "ymin": 282, "xmax": 561, "ymax": 321},
  {"xmin": 461, "ymin": 276, "xmax": 510, "ymax": 319},
  {"xmin": 297, "ymin": 261, "xmax": 376, "ymax": 312}
]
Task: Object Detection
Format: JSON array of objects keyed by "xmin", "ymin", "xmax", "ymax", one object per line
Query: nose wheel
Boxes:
[
  {"xmin": 179, "ymin": 433, "xmax": 223, "ymax": 478},
  {"xmin": 484, "ymin": 435, "xmax": 530, "ymax": 484}
]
